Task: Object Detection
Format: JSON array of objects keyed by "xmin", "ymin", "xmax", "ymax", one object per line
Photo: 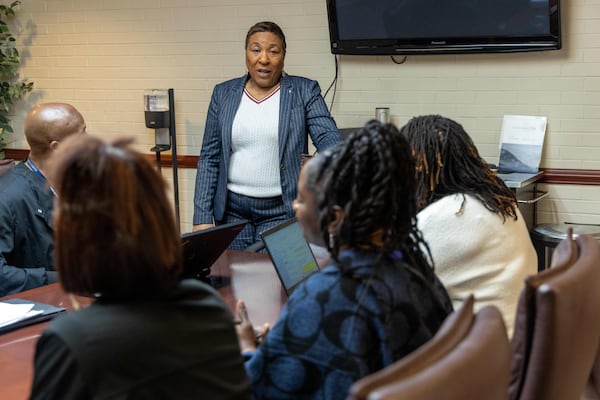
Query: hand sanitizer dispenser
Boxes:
[
  {"xmin": 144, "ymin": 89, "xmax": 170, "ymax": 150},
  {"xmin": 144, "ymin": 89, "xmax": 170, "ymax": 128}
]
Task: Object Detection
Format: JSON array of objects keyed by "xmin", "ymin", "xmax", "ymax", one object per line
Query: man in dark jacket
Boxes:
[{"xmin": 0, "ymin": 103, "xmax": 86, "ymax": 296}]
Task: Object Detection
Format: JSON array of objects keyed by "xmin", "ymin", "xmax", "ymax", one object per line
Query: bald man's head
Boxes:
[{"xmin": 24, "ymin": 103, "xmax": 86, "ymax": 156}]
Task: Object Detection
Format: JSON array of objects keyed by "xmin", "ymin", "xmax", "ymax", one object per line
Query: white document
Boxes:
[
  {"xmin": 0, "ymin": 302, "xmax": 43, "ymax": 328},
  {"xmin": 498, "ymin": 115, "xmax": 547, "ymax": 173}
]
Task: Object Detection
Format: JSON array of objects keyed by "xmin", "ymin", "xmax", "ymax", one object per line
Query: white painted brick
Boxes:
[
  {"xmin": 5, "ymin": 0, "xmax": 600, "ymax": 226},
  {"xmin": 537, "ymin": 183, "xmax": 600, "ymax": 225}
]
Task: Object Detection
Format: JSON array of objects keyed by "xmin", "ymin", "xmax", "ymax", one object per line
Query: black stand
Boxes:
[
  {"xmin": 150, "ymin": 88, "xmax": 180, "ymax": 227},
  {"xmin": 151, "ymin": 145, "xmax": 170, "ymax": 172},
  {"xmin": 168, "ymin": 88, "xmax": 180, "ymax": 227}
]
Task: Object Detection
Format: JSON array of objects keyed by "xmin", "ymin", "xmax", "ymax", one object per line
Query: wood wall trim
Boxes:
[
  {"xmin": 540, "ymin": 168, "xmax": 600, "ymax": 186},
  {"xmin": 3, "ymin": 149, "xmax": 29, "ymax": 160},
  {"xmin": 3, "ymin": 149, "xmax": 199, "ymax": 169},
  {"xmin": 5, "ymin": 149, "xmax": 600, "ymax": 186},
  {"xmin": 144, "ymin": 153, "xmax": 198, "ymax": 169}
]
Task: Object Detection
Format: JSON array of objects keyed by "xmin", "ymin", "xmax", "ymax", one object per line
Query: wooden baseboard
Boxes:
[{"xmin": 5, "ymin": 148, "xmax": 599, "ymax": 186}]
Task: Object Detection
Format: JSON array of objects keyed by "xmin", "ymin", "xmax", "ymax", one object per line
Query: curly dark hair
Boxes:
[
  {"xmin": 307, "ymin": 119, "xmax": 435, "ymax": 282},
  {"xmin": 400, "ymin": 114, "xmax": 517, "ymax": 220}
]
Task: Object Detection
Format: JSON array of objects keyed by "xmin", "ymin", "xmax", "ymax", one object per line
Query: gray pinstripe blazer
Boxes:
[{"xmin": 193, "ymin": 74, "xmax": 341, "ymax": 225}]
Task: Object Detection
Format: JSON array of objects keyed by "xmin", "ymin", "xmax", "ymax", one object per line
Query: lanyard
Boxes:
[{"xmin": 26, "ymin": 159, "xmax": 57, "ymax": 197}]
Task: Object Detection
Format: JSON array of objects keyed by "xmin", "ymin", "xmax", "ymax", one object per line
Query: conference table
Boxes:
[{"xmin": 0, "ymin": 248, "xmax": 326, "ymax": 400}]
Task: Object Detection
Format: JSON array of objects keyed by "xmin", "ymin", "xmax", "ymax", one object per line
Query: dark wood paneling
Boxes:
[
  {"xmin": 3, "ymin": 148, "xmax": 29, "ymax": 160},
  {"xmin": 149, "ymin": 154, "xmax": 198, "ymax": 169},
  {"xmin": 540, "ymin": 168, "xmax": 600, "ymax": 186},
  {"xmin": 5, "ymin": 148, "xmax": 600, "ymax": 186},
  {"xmin": 3, "ymin": 148, "xmax": 199, "ymax": 169}
]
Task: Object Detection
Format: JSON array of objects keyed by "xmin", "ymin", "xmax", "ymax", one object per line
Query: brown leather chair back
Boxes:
[
  {"xmin": 590, "ymin": 344, "xmax": 600, "ymax": 399},
  {"xmin": 549, "ymin": 227, "xmax": 579, "ymax": 269},
  {"xmin": 347, "ymin": 296, "xmax": 475, "ymax": 400},
  {"xmin": 348, "ymin": 296, "xmax": 511, "ymax": 400},
  {"xmin": 510, "ymin": 228, "xmax": 577, "ymax": 398},
  {"xmin": 510, "ymin": 233, "xmax": 600, "ymax": 400}
]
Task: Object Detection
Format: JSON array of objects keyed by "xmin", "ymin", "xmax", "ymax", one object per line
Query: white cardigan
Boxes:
[{"xmin": 417, "ymin": 193, "xmax": 537, "ymax": 336}]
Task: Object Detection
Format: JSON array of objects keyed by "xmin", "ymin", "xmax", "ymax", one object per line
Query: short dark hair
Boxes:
[
  {"xmin": 49, "ymin": 134, "xmax": 183, "ymax": 298},
  {"xmin": 400, "ymin": 114, "xmax": 517, "ymax": 219},
  {"xmin": 245, "ymin": 21, "xmax": 286, "ymax": 53}
]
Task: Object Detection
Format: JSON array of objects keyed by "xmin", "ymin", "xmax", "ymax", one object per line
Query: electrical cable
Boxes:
[
  {"xmin": 323, "ymin": 55, "xmax": 339, "ymax": 111},
  {"xmin": 390, "ymin": 55, "xmax": 408, "ymax": 64}
]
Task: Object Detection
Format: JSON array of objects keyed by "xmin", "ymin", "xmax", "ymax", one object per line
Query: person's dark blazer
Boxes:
[
  {"xmin": 30, "ymin": 280, "xmax": 251, "ymax": 399},
  {"xmin": 0, "ymin": 163, "xmax": 56, "ymax": 296},
  {"xmin": 193, "ymin": 74, "xmax": 340, "ymax": 225}
]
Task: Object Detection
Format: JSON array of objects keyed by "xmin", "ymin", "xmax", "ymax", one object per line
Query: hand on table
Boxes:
[
  {"xmin": 235, "ymin": 300, "xmax": 269, "ymax": 353},
  {"xmin": 193, "ymin": 223, "xmax": 215, "ymax": 232}
]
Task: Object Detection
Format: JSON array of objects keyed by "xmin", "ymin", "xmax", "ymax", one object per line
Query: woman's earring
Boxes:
[{"xmin": 329, "ymin": 232, "xmax": 336, "ymax": 250}]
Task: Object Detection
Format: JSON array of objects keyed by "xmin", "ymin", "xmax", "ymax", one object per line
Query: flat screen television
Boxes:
[{"xmin": 326, "ymin": 0, "xmax": 561, "ymax": 55}]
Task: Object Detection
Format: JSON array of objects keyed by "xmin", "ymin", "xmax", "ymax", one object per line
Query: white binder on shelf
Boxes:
[{"xmin": 498, "ymin": 115, "xmax": 547, "ymax": 174}]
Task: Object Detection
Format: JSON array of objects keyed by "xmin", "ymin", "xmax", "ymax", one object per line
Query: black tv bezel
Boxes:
[{"xmin": 326, "ymin": 0, "xmax": 561, "ymax": 55}]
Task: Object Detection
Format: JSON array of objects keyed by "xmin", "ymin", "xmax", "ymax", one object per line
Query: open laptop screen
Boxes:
[
  {"xmin": 180, "ymin": 220, "xmax": 247, "ymax": 282},
  {"xmin": 261, "ymin": 218, "xmax": 320, "ymax": 296}
]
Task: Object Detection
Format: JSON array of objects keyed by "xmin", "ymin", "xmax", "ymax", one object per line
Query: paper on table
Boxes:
[
  {"xmin": 0, "ymin": 302, "xmax": 44, "ymax": 328},
  {"xmin": 498, "ymin": 115, "xmax": 547, "ymax": 173}
]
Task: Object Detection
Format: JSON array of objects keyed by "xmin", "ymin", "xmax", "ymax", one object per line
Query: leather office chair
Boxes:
[
  {"xmin": 590, "ymin": 346, "xmax": 600, "ymax": 399},
  {"xmin": 581, "ymin": 345, "xmax": 600, "ymax": 400},
  {"xmin": 509, "ymin": 231, "xmax": 600, "ymax": 400},
  {"xmin": 347, "ymin": 295, "xmax": 511, "ymax": 400}
]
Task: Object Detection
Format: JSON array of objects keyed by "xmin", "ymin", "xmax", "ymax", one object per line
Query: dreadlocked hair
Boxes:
[
  {"xmin": 400, "ymin": 115, "xmax": 517, "ymax": 220},
  {"xmin": 310, "ymin": 119, "xmax": 435, "ymax": 283}
]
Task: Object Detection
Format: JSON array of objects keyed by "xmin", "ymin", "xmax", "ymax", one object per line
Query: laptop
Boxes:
[
  {"xmin": 261, "ymin": 218, "xmax": 320, "ymax": 296},
  {"xmin": 180, "ymin": 220, "xmax": 247, "ymax": 282}
]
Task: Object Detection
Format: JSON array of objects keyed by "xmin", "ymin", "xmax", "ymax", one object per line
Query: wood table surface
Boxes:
[{"xmin": 0, "ymin": 249, "xmax": 292, "ymax": 400}]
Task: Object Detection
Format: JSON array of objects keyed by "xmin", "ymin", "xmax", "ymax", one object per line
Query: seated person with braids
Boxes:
[
  {"xmin": 400, "ymin": 114, "xmax": 537, "ymax": 336},
  {"xmin": 235, "ymin": 120, "xmax": 453, "ymax": 400}
]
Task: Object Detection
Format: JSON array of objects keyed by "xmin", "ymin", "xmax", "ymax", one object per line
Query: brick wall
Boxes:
[{"xmin": 8, "ymin": 0, "xmax": 600, "ymax": 229}]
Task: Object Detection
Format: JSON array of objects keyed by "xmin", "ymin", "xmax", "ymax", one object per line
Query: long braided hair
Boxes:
[
  {"xmin": 308, "ymin": 119, "xmax": 435, "ymax": 282},
  {"xmin": 400, "ymin": 115, "xmax": 517, "ymax": 220}
]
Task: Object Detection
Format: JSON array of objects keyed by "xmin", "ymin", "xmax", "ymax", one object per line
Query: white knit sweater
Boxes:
[
  {"xmin": 417, "ymin": 193, "xmax": 537, "ymax": 336},
  {"xmin": 228, "ymin": 88, "xmax": 281, "ymax": 198}
]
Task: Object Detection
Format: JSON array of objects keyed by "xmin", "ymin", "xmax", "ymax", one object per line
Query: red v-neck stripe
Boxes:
[{"xmin": 244, "ymin": 86, "xmax": 281, "ymax": 104}]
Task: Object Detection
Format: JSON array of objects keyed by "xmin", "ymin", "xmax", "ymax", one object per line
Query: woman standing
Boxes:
[{"xmin": 193, "ymin": 21, "xmax": 341, "ymax": 250}]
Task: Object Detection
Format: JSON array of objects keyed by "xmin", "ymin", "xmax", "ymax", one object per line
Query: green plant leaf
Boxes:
[{"xmin": 0, "ymin": 0, "xmax": 32, "ymax": 150}]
